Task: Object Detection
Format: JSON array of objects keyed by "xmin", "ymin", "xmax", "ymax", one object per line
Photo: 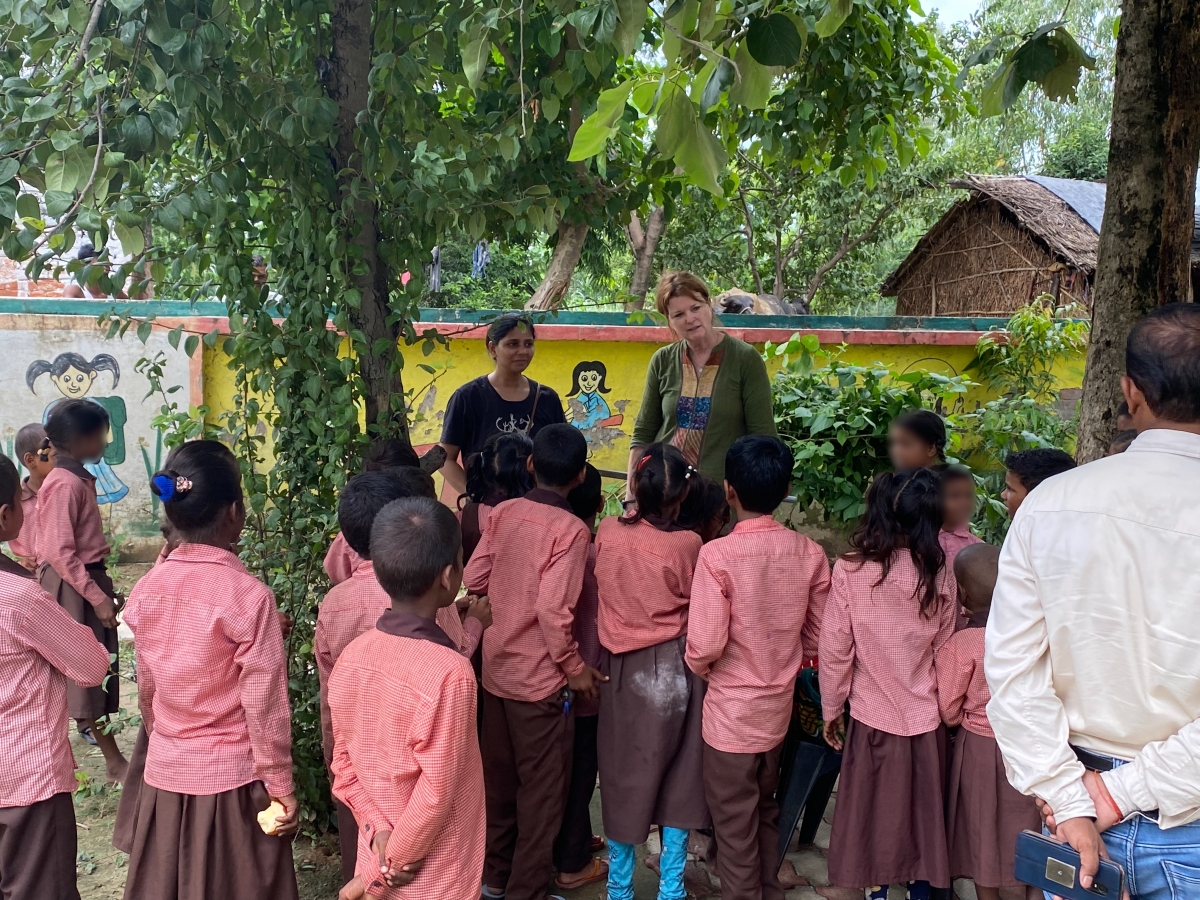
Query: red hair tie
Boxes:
[{"xmin": 636, "ymin": 453, "xmax": 652, "ymax": 472}]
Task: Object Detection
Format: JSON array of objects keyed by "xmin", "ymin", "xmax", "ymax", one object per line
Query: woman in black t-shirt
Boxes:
[{"xmin": 438, "ymin": 313, "xmax": 566, "ymax": 499}]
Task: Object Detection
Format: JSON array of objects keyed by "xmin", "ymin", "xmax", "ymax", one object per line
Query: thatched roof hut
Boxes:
[{"xmin": 882, "ymin": 175, "xmax": 1199, "ymax": 317}]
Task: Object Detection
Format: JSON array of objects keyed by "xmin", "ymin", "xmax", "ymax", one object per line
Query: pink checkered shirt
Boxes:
[
  {"xmin": 686, "ymin": 517, "xmax": 831, "ymax": 753},
  {"xmin": 0, "ymin": 559, "xmax": 110, "ymax": 807},
  {"xmin": 939, "ymin": 527, "xmax": 983, "ymax": 574},
  {"xmin": 324, "ymin": 531, "xmax": 364, "ymax": 585},
  {"xmin": 593, "ymin": 516, "xmax": 702, "ymax": 655},
  {"xmin": 329, "ymin": 620, "xmax": 485, "ymax": 900},
  {"xmin": 124, "ymin": 543, "xmax": 294, "ymax": 797},
  {"xmin": 7, "ymin": 479, "xmax": 39, "ymax": 565},
  {"xmin": 464, "ymin": 491, "xmax": 590, "ymax": 702},
  {"xmin": 935, "ymin": 626, "xmax": 993, "ymax": 738},
  {"xmin": 819, "ymin": 554, "xmax": 957, "ymax": 736},
  {"xmin": 316, "ymin": 562, "xmax": 481, "ymax": 763},
  {"xmin": 573, "ymin": 543, "xmax": 601, "ymax": 717},
  {"xmin": 35, "ymin": 463, "xmax": 110, "ymax": 608}
]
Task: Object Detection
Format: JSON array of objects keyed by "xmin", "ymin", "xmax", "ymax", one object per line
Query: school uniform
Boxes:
[
  {"xmin": 936, "ymin": 623, "xmax": 1039, "ymax": 889},
  {"xmin": 685, "ymin": 518, "xmax": 831, "ymax": 900},
  {"xmin": 329, "ymin": 609, "xmax": 485, "ymax": 900},
  {"xmin": 7, "ymin": 479, "xmax": 39, "ymax": 568},
  {"xmin": 0, "ymin": 555, "xmax": 110, "ymax": 900},
  {"xmin": 315, "ymin": 559, "xmax": 482, "ymax": 884},
  {"xmin": 459, "ymin": 500, "xmax": 495, "ymax": 565},
  {"xmin": 819, "ymin": 555, "xmax": 957, "ymax": 891},
  {"xmin": 463, "ymin": 490, "xmax": 591, "ymax": 900},
  {"xmin": 938, "ymin": 527, "xmax": 982, "ymax": 573},
  {"xmin": 593, "ymin": 516, "xmax": 707, "ymax": 848},
  {"xmin": 553, "ymin": 542, "xmax": 601, "ymax": 876},
  {"xmin": 324, "ymin": 531, "xmax": 363, "ymax": 585},
  {"xmin": 121, "ymin": 544, "xmax": 298, "ymax": 900},
  {"xmin": 35, "ymin": 455, "xmax": 121, "ymax": 722}
]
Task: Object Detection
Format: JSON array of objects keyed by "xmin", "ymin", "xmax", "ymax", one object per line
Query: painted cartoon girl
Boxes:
[
  {"xmin": 26, "ymin": 352, "xmax": 129, "ymax": 505},
  {"xmin": 566, "ymin": 360, "xmax": 620, "ymax": 431}
]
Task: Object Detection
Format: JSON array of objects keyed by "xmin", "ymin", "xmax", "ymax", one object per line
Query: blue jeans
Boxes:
[
  {"xmin": 1100, "ymin": 815, "xmax": 1200, "ymax": 900},
  {"xmin": 607, "ymin": 827, "xmax": 688, "ymax": 900}
]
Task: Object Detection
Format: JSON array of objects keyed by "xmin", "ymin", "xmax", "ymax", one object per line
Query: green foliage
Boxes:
[
  {"xmin": 960, "ymin": 21, "xmax": 1097, "ymax": 116},
  {"xmin": 948, "ymin": 302, "xmax": 1089, "ymax": 542},
  {"xmin": 768, "ymin": 304, "xmax": 1086, "ymax": 542},
  {"xmin": 1040, "ymin": 119, "xmax": 1109, "ymax": 181},
  {"xmin": 768, "ymin": 333, "xmax": 972, "ymax": 522},
  {"xmin": 424, "ymin": 239, "xmax": 541, "ymax": 311}
]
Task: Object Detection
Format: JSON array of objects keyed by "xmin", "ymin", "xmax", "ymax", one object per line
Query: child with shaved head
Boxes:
[{"xmin": 936, "ymin": 544, "xmax": 1040, "ymax": 900}]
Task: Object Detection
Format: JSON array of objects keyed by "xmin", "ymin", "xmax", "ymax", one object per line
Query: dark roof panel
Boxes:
[{"xmin": 1025, "ymin": 175, "xmax": 1108, "ymax": 233}]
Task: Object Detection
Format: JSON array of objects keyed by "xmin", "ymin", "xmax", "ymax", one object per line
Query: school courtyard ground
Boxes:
[{"xmin": 71, "ymin": 565, "xmax": 978, "ymax": 900}]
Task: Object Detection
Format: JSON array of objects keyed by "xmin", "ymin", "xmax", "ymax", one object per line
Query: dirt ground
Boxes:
[{"xmin": 75, "ymin": 564, "xmax": 977, "ymax": 899}]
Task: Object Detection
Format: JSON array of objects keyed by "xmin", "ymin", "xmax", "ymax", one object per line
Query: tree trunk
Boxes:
[
  {"xmin": 1076, "ymin": 0, "xmax": 1200, "ymax": 462},
  {"xmin": 625, "ymin": 205, "xmax": 665, "ymax": 311},
  {"xmin": 328, "ymin": 0, "xmax": 406, "ymax": 435},
  {"xmin": 526, "ymin": 220, "xmax": 590, "ymax": 310}
]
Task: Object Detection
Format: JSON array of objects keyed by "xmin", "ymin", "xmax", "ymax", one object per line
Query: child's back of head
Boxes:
[
  {"xmin": 531, "ymin": 424, "xmax": 587, "ymax": 489},
  {"xmin": 1005, "ymin": 448, "xmax": 1076, "ymax": 491},
  {"xmin": 464, "ymin": 432, "xmax": 534, "ymax": 507},
  {"xmin": 45, "ymin": 398, "xmax": 109, "ymax": 454},
  {"xmin": 953, "ymin": 542, "xmax": 1000, "ymax": 616},
  {"xmin": 1108, "ymin": 429, "xmax": 1138, "ymax": 456},
  {"xmin": 624, "ymin": 442, "xmax": 692, "ymax": 525},
  {"xmin": 14, "ymin": 424, "xmax": 48, "ymax": 467},
  {"xmin": 0, "ymin": 455, "xmax": 21, "ymax": 542},
  {"xmin": 676, "ymin": 478, "xmax": 729, "ymax": 542},
  {"xmin": 339, "ymin": 469, "xmax": 436, "ymax": 559},
  {"xmin": 847, "ymin": 468, "xmax": 945, "ymax": 616},
  {"xmin": 150, "ymin": 440, "xmax": 243, "ymax": 544},
  {"xmin": 371, "ymin": 497, "xmax": 462, "ymax": 603},
  {"xmin": 567, "ymin": 463, "xmax": 603, "ymax": 525},
  {"xmin": 725, "ymin": 434, "xmax": 792, "ymax": 515}
]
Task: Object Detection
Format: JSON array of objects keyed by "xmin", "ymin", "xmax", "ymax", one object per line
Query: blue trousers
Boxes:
[
  {"xmin": 1100, "ymin": 815, "xmax": 1200, "ymax": 900},
  {"xmin": 607, "ymin": 826, "xmax": 688, "ymax": 900}
]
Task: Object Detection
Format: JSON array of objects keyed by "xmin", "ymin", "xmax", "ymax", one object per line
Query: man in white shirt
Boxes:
[{"xmin": 986, "ymin": 303, "xmax": 1200, "ymax": 900}]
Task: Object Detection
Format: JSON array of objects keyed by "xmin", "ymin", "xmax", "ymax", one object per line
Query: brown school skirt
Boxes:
[
  {"xmin": 112, "ymin": 724, "xmax": 149, "ymax": 854},
  {"xmin": 597, "ymin": 635, "xmax": 710, "ymax": 845},
  {"xmin": 946, "ymin": 728, "xmax": 1040, "ymax": 888},
  {"xmin": 0, "ymin": 792, "xmax": 80, "ymax": 900},
  {"xmin": 39, "ymin": 562, "xmax": 119, "ymax": 721},
  {"xmin": 827, "ymin": 719, "xmax": 950, "ymax": 889},
  {"xmin": 122, "ymin": 780, "xmax": 299, "ymax": 900}
]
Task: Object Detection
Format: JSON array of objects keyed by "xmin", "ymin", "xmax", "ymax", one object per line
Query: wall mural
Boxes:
[{"xmin": 565, "ymin": 359, "xmax": 628, "ymax": 452}]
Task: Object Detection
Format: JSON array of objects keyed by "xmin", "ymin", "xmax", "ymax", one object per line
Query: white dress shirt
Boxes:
[{"xmin": 985, "ymin": 429, "xmax": 1200, "ymax": 828}]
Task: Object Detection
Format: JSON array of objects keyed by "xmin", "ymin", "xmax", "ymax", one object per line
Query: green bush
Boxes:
[{"xmin": 769, "ymin": 303, "xmax": 1087, "ymax": 541}]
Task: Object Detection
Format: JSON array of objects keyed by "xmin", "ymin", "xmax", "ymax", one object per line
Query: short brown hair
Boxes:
[{"xmin": 654, "ymin": 270, "xmax": 712, "ymax": 318}]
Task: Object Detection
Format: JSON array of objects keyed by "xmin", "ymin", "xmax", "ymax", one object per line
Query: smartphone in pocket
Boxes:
[{"xmin": 1014, "ymin": 830, "xmax": 1124, "ymax": 899}]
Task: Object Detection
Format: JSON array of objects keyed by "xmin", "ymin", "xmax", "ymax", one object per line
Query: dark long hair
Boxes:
[
  {"xmin": 26, "ymin": 352, "xmax": 120, "ymax": 393},
  {"xmin": 623, "ymin": 443, "xmax": 693, "ymax": 526},
  {"xmin": 845, "ymin": 468, "xmax": 945, "ymax": 616},
  {"xmin": 150, "ymin": 440, "xmax": 243, "ymax": 541},
  {"xmin": 567, "ymin": 361, "xmax": 611, "ymax": 397},
  {"xmin": 462, "ymin": 432, "xmax": 534, "ymax": 508}
]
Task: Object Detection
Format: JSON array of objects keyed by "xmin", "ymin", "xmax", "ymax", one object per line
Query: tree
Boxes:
[
  {"xmin": 624, "ymin": 203, "xmax": 665, "ymax": 310},
  {"xmin": 1076, "ymin": 0, "xmax": 1200, "ymax": 461},
  {"xmin": 1040, "ymin": 119, "xmax": 1109, "ymax": 180}
]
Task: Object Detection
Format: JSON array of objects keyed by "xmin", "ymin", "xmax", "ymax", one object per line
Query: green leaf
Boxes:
[
  {"xmin": 727, "ymin": 43, "xmax": 774, "ymax": 110},
  {"xmin": 1011, "ymin": 34, "xmax": 1060, "ymax": 85},
  {"xmin": 979, "ymin": 61, "xmax": 1016, "ymax": 117},
  {"xmin": 16, "ymin": 194, "xmax": 40, "ymax": 220},
  {"xmin": 674, "ymin": 118, "xmax": 727, "ymax": 196},
  {"xmin": 837, "ymin": 165, "xmax": 856, "ymax": 188},
  {"xmin": 613, "ymin": 0, "xmax": 648, "ymax": 55},
  {"xmin": 0, "ymin": 185, "xmax": 14, "ymax": 221},
  {"xmin": 814, "ymin": 0, "xmax": 854, "ymax": 38},
  {"xmin": 567, "ymin": 80, "xmax": 636, "ymax": 161},
  {"xmin": 541, "ymin": 94, "xmax": 560, "ymax": 122},
  {"xmin": 460, "ymin": 25, "xmax": 490, "ymax": 90},
  {"xmin": 168, "ymin": 324, "xmax": 183, "ymax": 350},
  {"xmin": 631, "ymin": 77, "xmax": 662, "ymax": 114},
  {"xmin": 746, "ymin": 13, "xmax": 802, "ymax": 66},
  {"xmin": 21, "ymin": 101, "xmax": 57, "ymax": 123},
  {"xmin": 111, "ymin": 0, "xmax": 144, "ymax": 14},
  {"xmin": 115, "ymin": 221, "xmax": 144, "ymax": 256},
  {"xmin": 44, "ymin": 190, "xmax": 73, "ymax": 218},
  {"xmin": 184, "ymin": 334, "xmax": 199, "ymax": 357},
  {"xmin": 654, "ymin": 83, "xmax": 695, "ymax": 158},
  {"xmin": 67, "ymin": 0, "xmax": 90, "ymax": 32},
  {"xmin": 699, "ymin": 58, "xmax": 734, "ymax": 113},
  {"xmin": 45, "ymin": 153, "xmax": 70, "ymax": 192},
  {"xmin": 697, "ymin": 0, "xmax": 715, "ymax": 39},
  {"xmin": 0, "ymin": 159, "xmax": 17, "ymax": 185},
  {"xmin": 955, "ymin": 34, "xmax": 1004, "ymax": 89},
  {"xmin": 136, "ymin": 320, "xmax": 152, "ymax": 344}
]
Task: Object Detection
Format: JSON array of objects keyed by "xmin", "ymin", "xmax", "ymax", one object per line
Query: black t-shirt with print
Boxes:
[{"xmin": 440, "ymin": 375, "xmax": 567, "ymax": 458}]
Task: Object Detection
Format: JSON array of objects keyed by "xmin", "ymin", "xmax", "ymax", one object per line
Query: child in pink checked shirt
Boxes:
[
  {"xmin": 9, "ymin": 423, "xmax": 55, "ymax": 571},
  {"xmin": 0, "ymin": 453, "xmax": 110, "ymax": 900},
  {"xmin": 123, "ymin": 440, "xmax": 299, "ymax": 900},
  {"xmin": 818, "ymin": 468, "xmax": 957, "ymax": 900},
  {"xmin": 937, "ymin": 465, "xmax": 981, "ymax": 572},
  {"xmin": 937, "ymin": 544, "xmax": 1041, "ymax": 900},
  {"xmin": 458, "ymin": 432, "xmax": 534, "ymax": 565}
]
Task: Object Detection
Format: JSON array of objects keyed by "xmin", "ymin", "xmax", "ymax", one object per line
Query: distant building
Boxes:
[{"xmin": 882, "ymin": 174, "xmax": 1200, "ymax": 316}]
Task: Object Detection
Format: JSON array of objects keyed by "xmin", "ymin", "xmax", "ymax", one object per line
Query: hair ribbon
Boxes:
[{"xmin": 153, "ymin": 474, "xmax": 193, "ymax": 502}]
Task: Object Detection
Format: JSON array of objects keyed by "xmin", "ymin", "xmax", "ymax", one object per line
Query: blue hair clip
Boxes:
[{"xmin": 152, "ymin": 473, "xmax": 176, "ymax": 502}]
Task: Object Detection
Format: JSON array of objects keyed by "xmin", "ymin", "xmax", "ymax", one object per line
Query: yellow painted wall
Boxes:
[{"xmin": 202, "ymin": 333, "xmax": 1086, "ymax": 477}]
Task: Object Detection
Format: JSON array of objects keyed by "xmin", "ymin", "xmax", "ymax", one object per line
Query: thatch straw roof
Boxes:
[{"xmin": 883, "ymin": 175, "xmax": 1104, "ymax": 298}]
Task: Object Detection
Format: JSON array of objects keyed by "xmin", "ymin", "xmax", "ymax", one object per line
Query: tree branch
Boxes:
[
  {"xmin": 32, "ymin": 109, "xmax": 104, "ymax": 257},
  {"xmin": 803, "ymin": 203, "xmax": 893, "ymax": 303},
  {"xmin": 73, "ymin": 0, "xmax": 107, "ymax": 72},
  {"xmin": 735, "ymin": 184, "xmax": 763, "ymax": 294}
]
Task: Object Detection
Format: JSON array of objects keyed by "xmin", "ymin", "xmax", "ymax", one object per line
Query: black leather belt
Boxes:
[{"xmin": 1072, "ymin": 745, "xmax": 1125, "ymax": 772}]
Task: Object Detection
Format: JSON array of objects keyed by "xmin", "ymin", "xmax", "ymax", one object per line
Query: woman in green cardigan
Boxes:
[{"xmin": 626, "ymin": 270, "xmax": 777, "ymax": 498}]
